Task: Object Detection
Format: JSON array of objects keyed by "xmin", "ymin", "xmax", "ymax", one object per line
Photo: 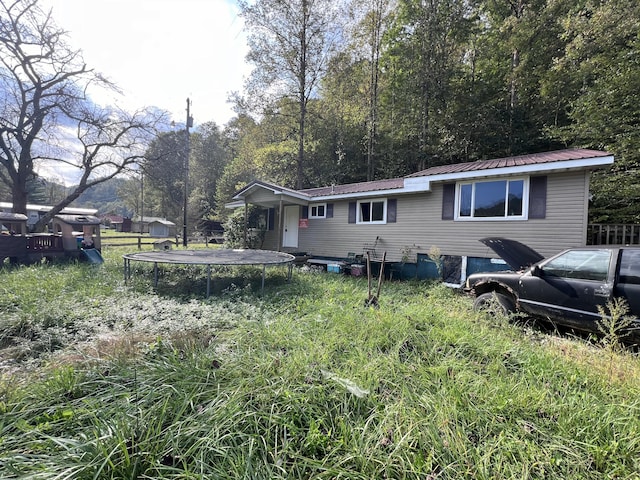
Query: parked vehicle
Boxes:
[{"xmin": 465, "ymin": 238, "xmax": 640, "ymax": 342}]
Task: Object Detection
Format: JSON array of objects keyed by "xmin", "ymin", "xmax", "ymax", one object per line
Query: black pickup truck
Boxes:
[{"xmin": 465, "ymin": 238, "xmax": 640, "ymax": 342}]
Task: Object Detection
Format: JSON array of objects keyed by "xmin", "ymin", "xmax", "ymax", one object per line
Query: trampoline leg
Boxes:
[
  {"xmin": 261, "ymin": 264, "xmax": 266, "ymax": 294},
  {"xmin": 123, "ymin": 258, "xmax": 129, "ymax": 283},
  {"xmin": 154, "ymin": 262, "xmax": 158, "ymax": 288},
  {"xmin": 207, "ymin": 264, "xmax": 211, "ymax": 298},
  {"xmin": 288, "ymin": 263, "xmax": 293, "ymax": 282}
]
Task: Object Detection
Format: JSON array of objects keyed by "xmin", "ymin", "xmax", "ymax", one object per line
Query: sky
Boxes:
[{"xmin": 42, "ymin": 0, "xmax": 251, "ymax": 128}]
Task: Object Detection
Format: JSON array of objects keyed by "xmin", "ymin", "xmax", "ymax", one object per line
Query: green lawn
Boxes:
[{"xmin": 1, "ymin": 247, "xmax": 639, "ymax": 479}]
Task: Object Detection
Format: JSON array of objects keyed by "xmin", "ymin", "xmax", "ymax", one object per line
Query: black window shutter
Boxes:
[
  {"xmin": 529, "ymin": 176, "xmax": 547, "ymax": 219},
  {"xmin": 348, "ymin": 202, "xmax": 356, "ymax": 223},
  {"xmin": 301, "ymin": 206, "xmax": 309, "ymax": 219},
  {"xmin": 326, "ymin": 203, "xmax": 333, "ymax": 218},
  {"xmin": 387, "ymin": 199, "xmax": 397, "ymax": 223},
  {"xmin": 268, "ymin": 208, "xmax": 275, "ymax": 231},
  {"xmin": 442, "ymin": 183, "xmax": 455, "ymax": 220}
]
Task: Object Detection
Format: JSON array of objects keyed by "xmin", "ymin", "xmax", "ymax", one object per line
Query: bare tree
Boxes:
[{"xmin": 0, "ymin": 0, "xmax": 165, "ymax": 231}]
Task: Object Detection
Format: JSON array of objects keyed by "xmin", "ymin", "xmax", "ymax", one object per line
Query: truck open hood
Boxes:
[{"xmin": 479, "ymin": 237, "xmax": 545, "ymax": 271}]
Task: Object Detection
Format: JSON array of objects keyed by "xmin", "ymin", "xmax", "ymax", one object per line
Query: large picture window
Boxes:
[
  {"xmin": 457, "ymin": 179, "xmax": 527, "ymax": 220},
  {"xmin": 357, "ymin": 198, "xmax": 387, "ymax": 224}
]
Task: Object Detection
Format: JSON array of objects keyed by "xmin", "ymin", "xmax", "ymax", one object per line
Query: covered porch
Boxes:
[{"xmin": 230, "ymin": 181, "xmax": 311, "ymax": 252}]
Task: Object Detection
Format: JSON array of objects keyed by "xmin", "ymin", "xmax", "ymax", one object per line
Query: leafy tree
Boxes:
[
  {"xmin": 216, "ymin": 109, "xmax": 301, "ymax": 214},
  {"xmin": 216, "ymin": 115, "xmax": 263, "ymax": 216},
  {"xmin": 381, "ymin": 0, "xmax": 475, "ymax": 173},
  {"xmin": 189, "ymin": 121, "xmax": 229, "ymax": 229},
  {"xmin": 476, "ymin": 0, "xmax": 571, "ymax": 156},
  {"xmin": 237, "ymin": 0, "xmax": 342, "ymax": 189},
  {"xmin": 552, "ymin": 0, "xmax": 640, "ymax": 223},
  {"xmin": 0, "ymin": 0, "xmax": 164, "ymax": 231},
  {"xmin": 142, "ymin": 130, "xmax": 186, "ymax": 224},
  {"xmin": 351, "ymin": 0, "xmax": 394, "ymax": 180},
  {"xmin": 116, "ymin": 175, "xmax": 142, "ymax": 221}
]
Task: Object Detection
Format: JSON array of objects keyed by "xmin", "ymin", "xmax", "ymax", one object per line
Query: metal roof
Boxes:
[
  {"xmin": 0, "ymin": 202, "xmax": 98, "ymax": 215},
  {"xmin": 228, "ymin": 148, "xmax": 613, "ymax": 205},
  {"xmin": 300, "ymin": 178, "xmax": 405, "ymax": 197},
  {"xmin": 406, "ymin": 148, "xmax": 612, "ymax": 177}
]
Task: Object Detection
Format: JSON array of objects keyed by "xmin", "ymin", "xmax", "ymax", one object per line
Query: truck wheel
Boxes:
[{"xmin": 473, "ymin": 292, "xmax": 516, "ymax": 317}]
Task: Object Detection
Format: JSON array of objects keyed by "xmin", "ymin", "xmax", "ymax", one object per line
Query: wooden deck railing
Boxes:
[
  {"xmin": 588, "ymin": 224, "xmax": 640, "ymax": 246},
  {"xmin": 26, "ymin": 234, "xmax": 64, "ymax": 252}
]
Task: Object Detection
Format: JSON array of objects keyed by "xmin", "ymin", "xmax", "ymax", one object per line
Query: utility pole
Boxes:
[
  {"xmin": 140, "ymin": 170, "xmax": 144, "ymax": 234},
  {"xmin": 183, "ymin": 98, "xmax": 193, "ymax": 247}
]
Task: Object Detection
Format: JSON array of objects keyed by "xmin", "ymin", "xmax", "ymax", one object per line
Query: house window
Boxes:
[
  {"xmin": 309, "ymin": 203, "xmax": 326, "ymax": 219},
  {"xmin": 457, "ymin": 178, "xmax": 527, "ymax": 220},
  {"xmin": 357, "ymin": 198, "xmax": 387, "ymax": 224}
]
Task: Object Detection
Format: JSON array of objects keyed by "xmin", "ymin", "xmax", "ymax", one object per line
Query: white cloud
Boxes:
[{"xmin": 41, "ymin": 0, "xmax": 250, "ymax": 127}]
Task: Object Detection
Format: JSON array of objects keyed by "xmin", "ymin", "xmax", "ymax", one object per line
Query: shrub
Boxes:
[{"xmin": 223, "ymin": 206, "xmax": 267, "ymax": 249}]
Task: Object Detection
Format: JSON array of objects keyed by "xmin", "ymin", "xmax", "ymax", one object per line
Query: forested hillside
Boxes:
[{"xmin": 225, "ymin": 0, "xmax": 638, "ymax": 223}]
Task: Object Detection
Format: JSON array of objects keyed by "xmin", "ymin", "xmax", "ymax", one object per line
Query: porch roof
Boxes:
[{"xmin": 231, "ymin": 180, "xmax": 312, "ymax": 207}]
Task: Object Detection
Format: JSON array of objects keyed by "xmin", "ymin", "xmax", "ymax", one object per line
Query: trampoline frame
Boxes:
[{"xmin": 123, "ymin": 249, "xmax": 296, "ymax": 297}]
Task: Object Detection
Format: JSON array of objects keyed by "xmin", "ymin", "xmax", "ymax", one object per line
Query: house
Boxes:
[
  {"xmin": 148, "ymin": 219, "xmax": 177, "ymax": 238},
  {"xmin": 101, "ymin": 214, "xmax": 130, "ymax": 232},
  {"xmin": 0, "ymin": 202, "xmax": 98, "ymax": 229},
  {"xmin": 131, "ymin": 216, "xmax": 176, "ymax": 236},
  {"xmin": 229, "ymin": 149, "xmax": 614, "ymax": 284}
]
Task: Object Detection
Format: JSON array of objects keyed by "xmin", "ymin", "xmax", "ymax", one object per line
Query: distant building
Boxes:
[
  {"xmin": 148, "ymin": 219, "xmax": 177, "ymax": 238},
  {"xmin": 132, "ymin": 216, "xmax": 176, "ymax": 237},
  {"xmin": 101, "ymin": 214, "xmax": 123, "ymax": 230},
  {"xmin": 0, "ymin": 202, "xmax": 98, "ymax": 229}
]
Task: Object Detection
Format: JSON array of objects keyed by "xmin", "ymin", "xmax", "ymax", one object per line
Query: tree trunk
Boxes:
[
  {"xmin": 509, "ymin": 47, "xmax": 520, "ymax": 154},
  {"xmin": 366, "ymin": 0, "xmax": 383, "ymax": 182},
  {"xmin": 297, "ymin": 0, "xmax": 309, "ymax": 190},
  {"xmin": 11, "ymin": 182, "xmax": 28, "ymax": 217}
]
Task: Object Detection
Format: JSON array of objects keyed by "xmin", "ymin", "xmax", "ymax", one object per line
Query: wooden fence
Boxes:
[
  {"xmin": 587, "ymin": 224, "xmax": 640, "ymax": 246},
  {"xmin": 101, "ymin": 235, "xmax": 222, "ymax": 250},
  {"xmin": 101, "ymin": 236, "xmax": 177, "ymax": 249}
]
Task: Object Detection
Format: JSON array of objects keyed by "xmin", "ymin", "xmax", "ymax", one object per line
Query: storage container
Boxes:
[{"xmin": 350, "ymin": 264, "xmax": 365, "ymax": 276}]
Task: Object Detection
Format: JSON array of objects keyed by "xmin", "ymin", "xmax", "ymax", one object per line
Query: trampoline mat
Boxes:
[{"xmin": 123, "ymin": 248, "xmax": 295, "ymax": 266}]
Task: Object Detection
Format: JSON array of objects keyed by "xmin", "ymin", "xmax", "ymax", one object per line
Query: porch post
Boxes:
[
  {"xmin": 277, "ymin": 198, "xmax": 284, "ymax": 251},
  {"xmin": 243, "ymin": 200, "xmax": 248, "ymax": 248}
]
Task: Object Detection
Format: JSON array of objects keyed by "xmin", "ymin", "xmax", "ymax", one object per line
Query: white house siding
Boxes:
[{"xmin": 271, "ymin": 170, "xmax": 590, "ymax": 262}]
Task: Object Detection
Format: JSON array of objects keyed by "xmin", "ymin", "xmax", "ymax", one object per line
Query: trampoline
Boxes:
[{"xmin": 123, "ymin": 249, "xmax": 296, "ymax": 297}]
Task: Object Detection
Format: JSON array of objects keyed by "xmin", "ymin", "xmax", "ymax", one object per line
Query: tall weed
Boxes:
[{"xmin": 1, "ymin": 252, "xmax": 639, "ymax": 478}]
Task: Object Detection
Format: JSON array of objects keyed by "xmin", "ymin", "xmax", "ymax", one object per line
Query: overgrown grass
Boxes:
[{"xmin": 1, "ymin": 248, "xmax": 639, "ymax": 478}]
